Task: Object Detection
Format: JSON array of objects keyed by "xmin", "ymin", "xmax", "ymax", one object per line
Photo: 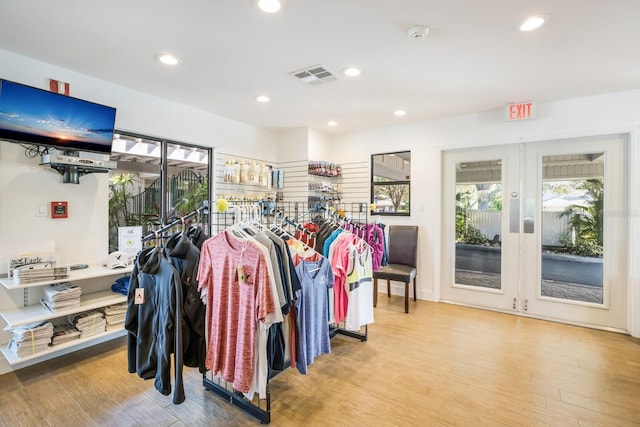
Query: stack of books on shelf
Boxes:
[
  {"xmin": 50, "ymin": 323, "xmax": 82, "ymax": 346},
  {"xmin": 7, "ymin": 321, "xmax": 54, "ymax": 357},
  {"xmin": 68, "ymin": 310, "xmax": 106, "ymax": 338},
  {"xmin": 101, "ymin": 302, "xmax": 127, "ymax": 331},
  {"xmin": 40, "ymin": 283, "xmax": 82, "ymax": 311}
]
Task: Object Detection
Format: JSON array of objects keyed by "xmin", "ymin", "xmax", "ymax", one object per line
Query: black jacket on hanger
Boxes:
[
  {"xmin": 125, "ymin": 246, "xmax": 185, "ymax": 404},
  {"xmin": 165, "ymin": 232, "xmax": 207, "ymax": 374}
]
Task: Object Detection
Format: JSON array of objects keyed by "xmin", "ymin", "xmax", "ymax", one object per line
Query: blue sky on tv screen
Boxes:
[{"xmin": 0, "ymin": 81, "xmax": 116, "ymax": 146}]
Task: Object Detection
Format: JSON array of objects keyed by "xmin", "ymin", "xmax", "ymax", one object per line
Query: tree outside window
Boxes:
[{"xmin": 371, "ymin": 151, "xmax": 410, "ymax": 215}]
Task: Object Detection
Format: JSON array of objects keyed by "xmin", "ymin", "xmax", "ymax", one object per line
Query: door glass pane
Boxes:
[
  {"xmin": 109, "ymin": 133, "xmax": 162, "ymax": 252},
  {"xmin": 455, "ymin": 160, "xmax": 502, "ymax": 289},
  {"xmin": 166, "ymin": 142, "xmax": 210, "ymax": 221},
  {"xmin": 541, "ymin": 153, "xmax": 604, "ymax": 303},
  {"xmin": 109, "ymin": 134, "xmax": 210, "ymax": 253}
]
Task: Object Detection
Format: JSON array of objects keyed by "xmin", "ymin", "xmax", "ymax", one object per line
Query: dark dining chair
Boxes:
[{"xmin": 373, "ymin": 225, "xmax": 418, "ymax": 313}]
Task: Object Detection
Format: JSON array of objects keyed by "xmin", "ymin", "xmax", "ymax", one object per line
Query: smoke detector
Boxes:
[{"xmin": 408, "ymin": 25, "xmax": 429, "ymax": 39}]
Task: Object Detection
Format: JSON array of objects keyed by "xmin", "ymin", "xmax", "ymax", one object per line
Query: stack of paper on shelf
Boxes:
[
  {"xmin": 101, "ymin": 302, "xmax": 127, "ymax": 331},
  {"xmin": 50, "ymin": 323, "xmax": 82, "ymax": 346},
  {"xmin": 12, "ymin": 263, "xmax": 68, "ymax": 284},
  {"xmin": 40, "ymin": 283, "xmax": 82, "ymax": 311},
  {"xmin": 68, "ymin": 310, "xmax": 106, "ymax": 338},
  {"xmin": 7, "ymin": 321, "xmax": 54, "ymax": 357}
]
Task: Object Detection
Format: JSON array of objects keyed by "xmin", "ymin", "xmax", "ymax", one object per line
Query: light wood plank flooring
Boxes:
[{"xmin": 1, "ymin": 298, "xmax": 639, "ymax": 426}]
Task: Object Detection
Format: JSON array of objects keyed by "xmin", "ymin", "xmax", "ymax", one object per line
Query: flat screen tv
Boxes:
[{"xmin": 0, "ymin": 79, "xmax": 117, "ymax": 154}]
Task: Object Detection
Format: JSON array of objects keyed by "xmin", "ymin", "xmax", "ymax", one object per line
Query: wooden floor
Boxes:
[{"xmin": 1, "ymin": 297, "xmax": 639, "ymax": 426}]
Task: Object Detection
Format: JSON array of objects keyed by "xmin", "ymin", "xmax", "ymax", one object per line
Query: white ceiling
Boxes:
[{"xmin": 1, "ymin": 0, "xmax": 639, "ymax": 134}]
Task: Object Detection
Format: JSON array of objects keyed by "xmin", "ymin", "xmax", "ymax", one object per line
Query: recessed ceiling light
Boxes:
[
  {"xmin": 394, "ymin": 110, "xmax": 406, "ymax": 117},
  {"xmin": 518, "ymin": 15, "xmax": 549, "ymax": 32},
  {"xmin": 342, "ymin": 67, "xmax": 361, "ymax": 77},
  {"xmin": 256, "ymin": 95, "xmax": 270, "ymax": 103},
  {"xmin": 327, "ymin": 121, "xmax": 338, "ymax": 127},
  {"xmin": 154, "ymin": 53, "xmax": 180, "ymax": 65},
  {"xmin": 255, "ymin": 0, "xmax": 284, "ymax": 13}
]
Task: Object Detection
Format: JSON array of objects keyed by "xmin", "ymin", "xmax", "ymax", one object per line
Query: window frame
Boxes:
[
  {"xmin": 370, "ymin": 150, "xmax": 411, "ymax": 216},
  {"xmin": 108, "ymin": 130, "xmax": 213, "ymax": 251}
]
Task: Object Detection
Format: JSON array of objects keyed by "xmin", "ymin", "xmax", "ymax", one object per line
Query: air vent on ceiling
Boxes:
[{"xmin": 289, "ymin": 64, "xmax": 338, "ymax": 86}]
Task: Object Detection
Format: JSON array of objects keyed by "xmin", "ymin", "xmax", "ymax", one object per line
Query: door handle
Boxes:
[
  {"xmin": 509, "ymin": 193, "xmax": 519, "ymax": 233},
  {"xmin": 523, "ymin": 198, "xmax": 534, "ymax": 234}
]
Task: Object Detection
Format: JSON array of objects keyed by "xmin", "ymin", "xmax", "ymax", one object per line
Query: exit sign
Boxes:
[{"xmin": 506, "ymin": 101, "xmax": 536, "ymax": 121}]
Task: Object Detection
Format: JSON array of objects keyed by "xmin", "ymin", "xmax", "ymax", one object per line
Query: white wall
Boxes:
[
  {"xmin": 276, "ymin": 128, "xmax": 308, "ymax": 162},
  {"xmin": 276, "ymin": 128, "xmax": 310, "ymax": 203},
  {"xmin": 330, "ymin": 90, "xmax": 640, "ymax": 337},
  {"xmin": 308, "ymin": 128, "xmax": 332, "ymax": 161}
]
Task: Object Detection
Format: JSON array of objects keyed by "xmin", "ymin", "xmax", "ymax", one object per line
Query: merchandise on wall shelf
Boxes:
[
  {"xmin": 222, "ymin": 159, "xmax": 275, "ymax": 188},
  {"xmin": 308, "ymin": 180, "xmax": 342, "ymax": 194},
  {"xmin": 308, "ymin": 160, "xmax": 342, "ymax": 177},
  {"xmin": 272, "ymin": 168, "xmax": 285, "ymax": 189},
  {"xmin": 217, "ymin": 154, "xmax": 284, "ymax": 205},
  {"xmin": 307, "ymin": 162, "xmax": 343, "ymax": 211},
  {"xmin": 215, "ymin": 193, "xmax": 277, "ymax": 203}
]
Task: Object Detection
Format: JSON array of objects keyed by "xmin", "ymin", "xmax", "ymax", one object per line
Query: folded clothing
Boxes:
[{"xmin": 111, "ymin": 277, "xmax": 130, "ymax": 296}]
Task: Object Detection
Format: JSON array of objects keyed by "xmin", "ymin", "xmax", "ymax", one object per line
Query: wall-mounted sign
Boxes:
[
  {"xmin": 505, "ymin": 101, "xmax": 536, "ymax": 121},
  {"xmin": 118, "ymin": 226, "xmax": 142, "ymax": 255}
]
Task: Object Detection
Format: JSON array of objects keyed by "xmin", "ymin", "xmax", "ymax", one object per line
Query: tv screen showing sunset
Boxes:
[{"xmin": 0, "ymin": 80, "xmax": 116, "ymax": 153}]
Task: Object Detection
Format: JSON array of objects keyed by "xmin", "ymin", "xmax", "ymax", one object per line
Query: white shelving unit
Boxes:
[
  {"xmin": 0, "ymin": 264, "xmax": 132, "ymax": 290},
  {"xmin": 0, "ymin": 329, "xmax": 127, "ymax": 366},
  {"xmin": 0, "ymin": 264, "xmax": 132, "ymax": 366},
  {"xmin": 0, "ymin": 290, "xmax": 126, "ymax": 330}
]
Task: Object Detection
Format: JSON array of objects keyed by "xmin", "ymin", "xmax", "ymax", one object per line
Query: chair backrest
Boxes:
[{"xmin": 387, "ymin": 225, "xmax": 418, "ymax": 268}]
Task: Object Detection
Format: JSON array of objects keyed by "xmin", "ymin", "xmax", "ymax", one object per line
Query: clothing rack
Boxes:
[
  {"xmin": 202, "ymin": 201, "xmax": 370, "ymax": 424},
  {"xmin": 141, "ymin": 204, "xmax": 210, "ymax": 244},
  {"xmin": 274, "ymin": 207, "xmax": 369, "ymax": 342}
]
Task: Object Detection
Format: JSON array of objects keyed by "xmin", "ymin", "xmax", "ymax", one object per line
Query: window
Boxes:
[
  {"xmin": 108, "ymin": 131, "xmax": 212, "ymax": 252},
  {"xmin": 371, "ymin": 151, "xmax": 411, "ymax": 215}
]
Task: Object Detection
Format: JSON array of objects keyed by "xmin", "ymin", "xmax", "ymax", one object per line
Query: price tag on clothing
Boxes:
[
  {"xmin": 237, "ymin": 265, "xmax": 246, "ymax": 285},
  {"xmin": 135, "ymin": 288, "xmax": 145, "ymax": 304}
]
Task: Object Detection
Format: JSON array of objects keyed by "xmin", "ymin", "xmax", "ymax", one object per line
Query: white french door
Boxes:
[{"xmin": 441, "ymin": 134, "xmax": 628, "ymax": 331}]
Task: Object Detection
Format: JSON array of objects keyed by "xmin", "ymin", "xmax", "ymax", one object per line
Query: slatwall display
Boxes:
[
  {"xmin": 215, "ymin": 152, "xmax": 281, "ymax": 202},
  {"xmin": 339, "ymin": 161, "xmax": 369, "ymax": 205},
  {"xmin": 276, "ymin": 160, "xmax": 309, "ymax": 204}
]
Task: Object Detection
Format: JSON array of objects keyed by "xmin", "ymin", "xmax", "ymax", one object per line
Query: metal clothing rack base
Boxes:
[
  {"xmin": 329, "ymin": 324, "xmax": 368, "ymax": 342},
  {"xmin": 203, "ymin": 376, "xmax": 271, "ymax": 424}
]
